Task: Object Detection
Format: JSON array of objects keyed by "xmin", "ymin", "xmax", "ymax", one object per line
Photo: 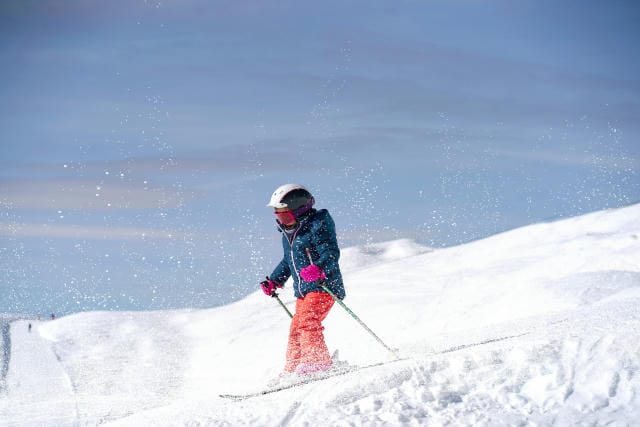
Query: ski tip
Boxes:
[{"xmin": 219, "ymin": 394, "xmax": 246, "ymax": 401}]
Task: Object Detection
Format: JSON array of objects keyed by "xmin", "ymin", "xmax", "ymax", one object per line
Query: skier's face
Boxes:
[{"xmin": 274, "ymin": 208, "xmax": 296, "ymax": 226}]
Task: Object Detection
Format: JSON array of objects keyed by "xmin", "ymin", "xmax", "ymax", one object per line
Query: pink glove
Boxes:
[
  {"xmin": 260, "ymin": 278, "xmax": 283, "ymax": 296},
  {"xmin": 300, "ymin": 265, "xmax": 326, "ymax": 282}
]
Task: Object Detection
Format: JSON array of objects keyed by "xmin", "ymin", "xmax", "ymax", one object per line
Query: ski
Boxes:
[{"xmin": 219, "ymin": 358, "xmax": 409, "ymax": 401}]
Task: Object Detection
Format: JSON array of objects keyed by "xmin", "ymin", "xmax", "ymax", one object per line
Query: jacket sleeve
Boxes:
[
  {"xmin": 311, "ymin": 211, "xmax": 340, "ymax": 274},
  {"xmin": 270, "ymin": 256, "xmax": 291, "ymax": 285}
]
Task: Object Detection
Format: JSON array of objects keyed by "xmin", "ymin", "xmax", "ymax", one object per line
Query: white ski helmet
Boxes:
[{"xmin": 267, "ymin": 183, "xmax": 314, "ymax": 210}]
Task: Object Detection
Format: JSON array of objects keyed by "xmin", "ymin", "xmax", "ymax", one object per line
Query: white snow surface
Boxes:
[{"xmin": 1, "ymin": 204, "xmax": 640, "ymax": 426}]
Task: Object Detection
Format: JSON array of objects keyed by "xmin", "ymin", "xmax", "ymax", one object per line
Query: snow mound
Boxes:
[{"xmin": 339, "ymin": 238, "xmax": 433, "ymax": 272}]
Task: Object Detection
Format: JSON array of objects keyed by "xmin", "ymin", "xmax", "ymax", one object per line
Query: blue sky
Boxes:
[{"xmin": 1, "ymin": 0, "xmax": 639, "ymax": 316}]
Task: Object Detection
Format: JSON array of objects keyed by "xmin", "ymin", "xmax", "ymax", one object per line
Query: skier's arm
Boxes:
[
  {"xmin": 311, "ymin": 213, "xmax": 340, "ymax": 274},
  {"xmin": 269, "ymin": 257, "xmax": 291, "ymax": 286}
]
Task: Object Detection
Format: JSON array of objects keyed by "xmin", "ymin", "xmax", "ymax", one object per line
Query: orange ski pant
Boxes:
[{"xmin": 284, "ymin": 291, "xmax": 335, "ymax": 372}]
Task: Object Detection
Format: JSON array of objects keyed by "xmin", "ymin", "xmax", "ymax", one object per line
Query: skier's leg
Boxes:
[
  {"xmin": 296, "ymin": 292, "xmax": 334, "ymax": 371},
  {"xmin": 284, "ymin": 298, "xmax": 304, "ymax": 372}
]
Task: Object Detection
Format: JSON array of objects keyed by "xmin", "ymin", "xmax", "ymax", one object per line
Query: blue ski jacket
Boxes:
[{"xmin": 270, "ymin": 208, "xmax": 346, "ymax": 300}]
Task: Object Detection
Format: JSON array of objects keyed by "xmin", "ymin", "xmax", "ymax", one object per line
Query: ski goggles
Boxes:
[{"xmin": 274, "ymin": 210, "xmax": 296, "ymax": 226}]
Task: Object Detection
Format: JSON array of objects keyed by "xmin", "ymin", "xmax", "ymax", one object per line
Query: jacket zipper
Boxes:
[{"xmin": 287, "ymin": 225, "xmax": 302, "ymax": 296}]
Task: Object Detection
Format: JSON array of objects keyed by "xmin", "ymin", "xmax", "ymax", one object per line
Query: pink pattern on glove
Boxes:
[{"xmin": 300, "ymin": 265, "xmax": 326, "ymax": 282}]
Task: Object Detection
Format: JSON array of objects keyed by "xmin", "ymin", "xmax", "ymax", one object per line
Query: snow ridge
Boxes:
[{"xmin": 0, "ymin": 204, "xmax": 639, "ymax": 425}]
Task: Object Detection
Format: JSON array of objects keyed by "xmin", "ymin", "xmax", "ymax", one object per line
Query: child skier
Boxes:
[{"xmin": 260, "ymin": 183, "xmax": 346, "ymax": 377}]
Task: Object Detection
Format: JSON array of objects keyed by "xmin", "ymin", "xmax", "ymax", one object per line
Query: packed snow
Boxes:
[{"xmin": 1, "ymin": 204, "xmax": 639, "ymax": 426}]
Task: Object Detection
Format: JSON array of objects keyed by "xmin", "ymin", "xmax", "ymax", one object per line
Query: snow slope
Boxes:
[{"xmin": 1, "ymin": 204, "xmax": 639, "ymax": 426}]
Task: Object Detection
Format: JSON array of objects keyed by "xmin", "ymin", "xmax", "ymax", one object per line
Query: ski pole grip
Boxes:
[{"xmin": 305, "ymin": 248, "xmax": 314, "ymax": 265}]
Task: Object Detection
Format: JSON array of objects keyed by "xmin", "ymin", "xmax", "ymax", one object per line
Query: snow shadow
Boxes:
[
  {"xmin": 544, "ymin": 270, "xmax": 640, "ymax": 305},
  {"xmin": 0, "ymin": 319, "xmax": 11, "ymax": 394}
]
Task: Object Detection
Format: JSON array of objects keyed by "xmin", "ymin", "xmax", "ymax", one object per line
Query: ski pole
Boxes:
[
  {"xmin": 272, "ymin": 291, "xmax": 293, "ymax": 318},
  {"xmin": 305, "ymin": 248, "xmax": 400, "ymax": 359}
]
